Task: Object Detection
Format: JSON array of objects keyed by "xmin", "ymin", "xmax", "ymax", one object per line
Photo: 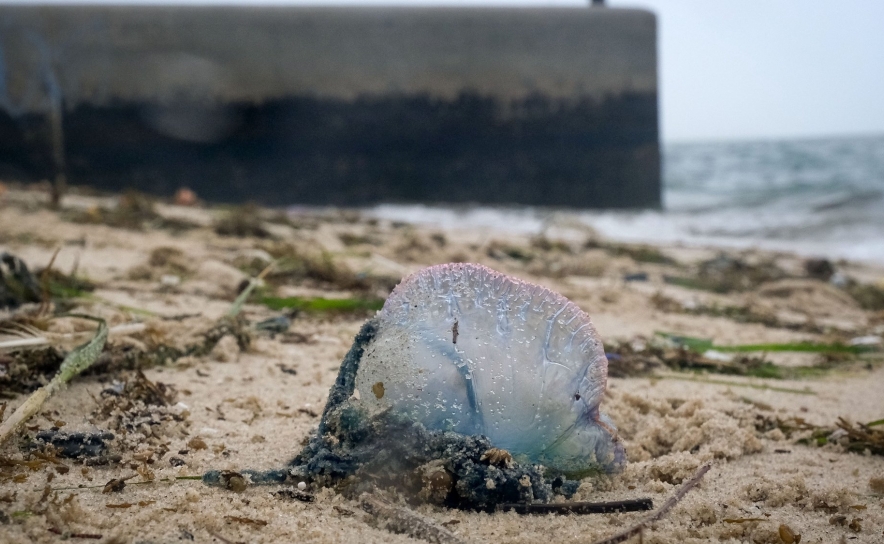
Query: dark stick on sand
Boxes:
[
  {"xmin": 499, "ymin": 498, "xmax": 653, "ymax": 515},
  {"xmin": 590, "ymin": 463, "xmax": 713, "ymax": 544}
]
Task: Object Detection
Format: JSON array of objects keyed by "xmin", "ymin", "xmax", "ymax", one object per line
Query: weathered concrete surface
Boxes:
[{"xmin": 0, "ymin": 6, "xmax": 660, "ymax": 208}]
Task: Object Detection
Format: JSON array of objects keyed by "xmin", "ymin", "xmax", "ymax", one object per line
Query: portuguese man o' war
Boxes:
[
  {"xmin": 358, "ymin": 263, "xmax": 622, "ymax": 474},
  {"xmin": 289, "ymin": 263, "xmax": 624, "ymax": 508}
]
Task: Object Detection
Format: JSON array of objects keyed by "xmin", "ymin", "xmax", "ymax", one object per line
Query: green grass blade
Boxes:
[{"xmin": 260, "ymin": 296, "xmax": 384, "ymax": 313}]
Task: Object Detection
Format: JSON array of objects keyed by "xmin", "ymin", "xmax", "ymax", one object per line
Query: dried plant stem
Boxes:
[
  {"xmin": 360, "ymin": 494, "xmax": 465, "ymax": 544},
  {"xmin": 0, "ymin": 317, "xmax": 107, "ymax": 447},
  {"xmin": 590, "ymin": 463, "xmax": 712, "ymax": 544},
  {"xmin": 228, "ymin": 261, "xmax": 276, "ymax": 318},
  {"xmin": 0, "ymin": 322, "xmax": 145, "ymax": 352},
  {"xmin": 658, "ymin": 374, "xmax": 816, "ymax": 395},
  {"xmin": 501, "ymin": 498, "xmax": 653, "ymax": 515}
]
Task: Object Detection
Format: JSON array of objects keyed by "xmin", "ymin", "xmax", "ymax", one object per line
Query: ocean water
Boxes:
[{"xmin": 369, "ymin": 134, "xmax": 884, "ymax": 264}]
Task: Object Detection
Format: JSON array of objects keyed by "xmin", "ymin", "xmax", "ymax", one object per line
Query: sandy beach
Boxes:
[{"xmin": 1, "ymin": 186, "xmax": 883, "ymax": 543}]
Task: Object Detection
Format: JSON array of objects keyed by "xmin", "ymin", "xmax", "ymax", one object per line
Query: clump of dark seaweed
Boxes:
[
  {"xmin": 30, "ymin": 430, "xmax": 115, "ymax": 460},
  {"xmin": 285, "ymin": 320, "xmax": 581, "ymax": 510},
  {"xmin": 0, "ymin": 252, "xmax": 42, "ymax": 310}
]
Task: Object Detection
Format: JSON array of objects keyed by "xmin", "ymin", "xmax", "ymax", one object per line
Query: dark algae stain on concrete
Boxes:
[{"xmin": 1, "ymin": 92, "xmax": 659, "ymax": 208}]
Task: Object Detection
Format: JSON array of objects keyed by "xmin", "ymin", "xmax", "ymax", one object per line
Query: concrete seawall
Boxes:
[{"xmin": 0, "ymin": 6, "xmax": 660, "ymax": 208}]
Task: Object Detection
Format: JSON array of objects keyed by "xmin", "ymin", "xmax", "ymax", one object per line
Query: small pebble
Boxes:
[{"xmin": 297, "ymin": 481, "xmax": 307, "ymax": 491}]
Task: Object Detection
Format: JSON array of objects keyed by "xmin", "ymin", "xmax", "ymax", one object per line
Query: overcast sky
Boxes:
[{"xmin": 12, "ymin": 0, "xmax": 884, "ymax": 142}]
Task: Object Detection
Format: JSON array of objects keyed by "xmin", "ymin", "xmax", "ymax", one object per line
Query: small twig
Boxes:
[
  {"xmin": 360, "ymin": 494, "xmax": 465, "ymax": 544},
  {"xmin": 0, "ymin": 321, "xmax": 146, "ymax": 352},
  {"xmin": 48, "ymin": 527, "xmax": 102, "ymax": 540},
  {"xmin": 500, "ymin": 498, "xmax": 653, "ymax": 515},
  {"xmin": 590, "ymin": 464, "xmax": 712, "ymax": 544}
]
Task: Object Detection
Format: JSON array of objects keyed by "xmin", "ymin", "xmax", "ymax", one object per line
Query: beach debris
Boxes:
[
  {"xmin": 588, "ymin": 463, "xmax": 712, "ymax": 544},
  {"xmin": 759, "ymin": 416, "xmax": 884, "ymax": 456},
  {"xmin": 0, "ymin": 252, "xmax": 42, "ymax": 310},
  {"xmin": 0, "ymin": 317, "xmax": 107, "ymax": 447},
  {"xmin": 360, "ymin": 493, "xmax": 465, "ymax": 544},
  {"xmin": 214, "ymin": 203, "xmax": 271, "ymax": 238},
  {"xmin": 240, "ymin": 241, "xmax": 390, "ymax": 293},
  {"xmin": 67, "ymin": 190, "xmax": 197, "ymax": 231},
  {"xmin": 664, "ymin": 253, "xmax": 786, "ymax": 293},
  {"xmin": 606, "ymin": 333, "xmax": 881, "ymax": 380},
  {"xmin": 289, "ymin": 263, "xmax": 622, "ymax": 508},
  {"xmin": 31, "ymin": 430, "xmax": 115, "ymax": 459},
  {"xmin": 92, "ymin": 370, "xmax": 187, "ymax": 447},
  {"xmin": 868, "ymin": 477, "xmax": 884, "ymax": 494},
  {"xmin": 1, "ymin": 315, "xmax": 251, "ymax": 394}
]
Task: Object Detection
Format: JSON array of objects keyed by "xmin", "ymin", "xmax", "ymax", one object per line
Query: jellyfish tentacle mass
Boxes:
[{"xmin": 291, "ymin": 263, "xmax": 624, "ymax": 508}]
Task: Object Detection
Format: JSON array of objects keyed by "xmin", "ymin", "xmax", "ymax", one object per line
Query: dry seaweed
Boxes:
[
  {"xmin": 587, "ymin": 240, "xmax": 677, "ymax": 265},
  {"xmin": 759, "ymin": 416, "xmax": 884, "ymax": 456},
  {"xmin": 486, "ymin": 240, "xmax": 535, "ymax": 262},
  {"xmin": 651, "ymin": 293, "xmax": 797, "ymax": 331},
  {"xmin": 237, "ymin": 241, "xmax": 387, "ymax": 293},
  {"xmin": 605, "ymin": 336, "xmax": 847, "ymax": 380},
  {"xmin": 846, "ymin": 282, "xmax": 884, "ymax": 311},
  {"xmin": 608, "ymin": 333, "xmax": 881, "ymax": 380},
  {"xmin": 2, "ymin": 316, "xmax": 251, "ymax": 394},
  {"xmin": 213, "ymin": 203, "xmax": 272, "ymax": 238},
  {"xmin": 94, "ymin": 370, "xmax": 185, "ymax": 438},
  {"xmin": 810, "ymin": 418, "xmax": 884, "ymax": 455},
  {"xmin": 663, "ymin": 253, "xmax": 787, "ymax": 293},
  {"xmin": 67, "ymin": 191, "xmax": 197, "ymax": 232},
  {"xmin": 38, "ymin": 268, "xmax": 96, "ymax": 301},
  {"xmin": 0, "ymin": 347, "xmax": 65, "ymax": 395}
]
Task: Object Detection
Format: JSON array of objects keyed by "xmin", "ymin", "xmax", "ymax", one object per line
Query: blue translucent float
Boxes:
[{"xmin": 355, "ymin": 263, "xmax": 624, "ymax": 476}]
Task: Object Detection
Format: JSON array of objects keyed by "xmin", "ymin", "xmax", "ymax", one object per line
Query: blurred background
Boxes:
[{"xmin": 1, "ymin": 0, "xmax": 883, "ymax": 263}]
